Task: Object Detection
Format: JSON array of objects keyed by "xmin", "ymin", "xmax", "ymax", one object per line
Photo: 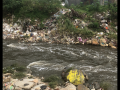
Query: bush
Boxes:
[
  {"xmin": 3, "ymin": 66, "xmax": 14, "ymax": 74},
  {"xmin": 79, "ymin": 27, "xmax": 95, "ymax": 38},
  {"xmin": 88, "ymin": 21, "xmax": 101, "ymax": 31},
  {"xmin": 3, "ymin": 0, "xmax": 22, "ymax": 15},
  {"xmin": 3, "ymin": 0, "xmax": 62, "ymax": 21},
  {"xmin": 15, "ymin": 66, "xmax": 26, "ymax": 72},
  {"xmin": 43, "ymin": 75, "xmax": 62, "ymax": 88},
  {"xmin": 49, "ymin": 82, "xmax": 57, "ymax": 89},
  {"xmin": 44, "ymin": 75, "xmax": 60, "ymax": 82},
  {"xmin": 108, "ymin": 33, "xmax": 117, "ymax": 40},
  {"xmin": 13, "ymin": 72, "xmax": 26, "ymax": 79},
  {"xmin": 3, "ymin": 64, "xmax": 26, "ymax": 74},
  {"xmin": 100, "ymin": 81, "xmax": 111, "ymax": 90}
]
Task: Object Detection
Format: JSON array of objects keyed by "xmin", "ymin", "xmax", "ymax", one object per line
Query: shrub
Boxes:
[
  {"xmin": 3, "ymin": 0, "xmax": 22, "ymax": 15},
  {"xmin": 108, "ymin": 33, "xmax": 117, "ymax": 40},
  {"xmin": 15, "ymin": 66, "xmax": 26, "ymax": 72},
  {"xmin": 49, "ymin": 82, "xmax": 57, "ymax": 89},
  {"xmin": 13, "ymin": 72, "xmax": 26, "ymax": 79},
  {"xmin": 43, "ymin": 75, "xmax": 61, "ymax": 88},
  {"xmin": 88, "ymin": 21, "xmax": 101, "ymax": 32},
  {"xmin": 43, "ymin": 75, "xmax": 60, "ymax": 82},
  {"xmin": 3, "ymin": 0, "xmax": 62, "ymax": 21},
  {"xmin": 3, "ymin": 66, "xmax": 14, "ymax": 74},
  {"xmin": 10, "ymin": 63, "xmax": 18, "ymax": 67},
  {"xmin": 100, "ymin": 81, "xmax": 111, "ymax": 90},
  {"xmin": 80, "ymin": 27, "xmax": 95, "ymax": 38}
]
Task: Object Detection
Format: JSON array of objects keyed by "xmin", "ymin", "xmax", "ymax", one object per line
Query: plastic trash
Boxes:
[
  {"xmin": 67, "ymin": 69, "xmax": 85, "ymax": 85},
  {"xmin": 10, "ymin": 86, "xmax": 14, "ymax": 89},
  {"xmin": 100, "ymin": 32, "xmax": 103, "ymax": 35},
  {"xmin": 30, "ymin": 33, "xmax": 33, "ymax": 37}
]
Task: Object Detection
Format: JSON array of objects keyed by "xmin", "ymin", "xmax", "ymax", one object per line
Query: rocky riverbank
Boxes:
[{"xmin": 3, "ymin": 65, "xmax": 108, "ymax": 90}]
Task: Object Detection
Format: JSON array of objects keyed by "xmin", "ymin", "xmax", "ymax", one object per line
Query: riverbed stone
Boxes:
[
  {"xmin": 60, "ymin": 83, "xmax": 76, "ymax": 90},
  {"xmin": 14, "ymin": 79, "xmax": 35, "ymax": 89},
  {"xmin": 31, "ymin": 83, "xmax": 48, "ymax": 90},
  {"xmin": 23, "ymin": 82, "xmax": 35, "ymax": 89},
  {"xmin": 77, "ymin": 84, "xmax": 90, "ymax": 90}
]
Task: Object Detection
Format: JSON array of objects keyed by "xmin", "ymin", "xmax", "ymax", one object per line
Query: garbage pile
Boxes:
[{"xmin": 3, "ymin": 8, "xmax": 117, "ymax": 49}]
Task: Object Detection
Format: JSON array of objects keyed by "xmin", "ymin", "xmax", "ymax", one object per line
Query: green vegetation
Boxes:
[
  {"xmin": 15, "ymin": 66, "xmax": 26, "ymax": 72},
  {"xmin": 107, "ymin": 33, "xmax": 117, "ymax": 40},
  {"xmin": 56, "ymin": 15, "xmax": 95, "ymax": 38},
  {"xmin": 13, "ymin": 72, "xmax": 26, "ymax": 79},
  {"xmin": 65, "ymin": 0, "xmax": 117, "ymax": 19},
  {"xmin": 3, "ymin": 64, "xmax": 27, "ymax": 79},
  {"xmin": 43, "ymin": 75, "xmax": 63, "ymax": 88},
  {"xmin": 88, "ymin": 21, "xmax": 103, "ymax": 32},
  {"xmin": 3, "ymin": 67, "xmax": 15, "ymax": 74},
  {"xmin": 3, "ymin": 0, "xmax": 62, "ymax": 21},
  {"xmin": 100, "ymin": 81, "xmax": 111, "ymax": 90}
]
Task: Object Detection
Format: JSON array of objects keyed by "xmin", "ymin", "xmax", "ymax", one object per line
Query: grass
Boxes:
[
  {"xmin": 3, "ymin": 64, "xmax": 27, "ymax": 79},
  {"xmin": 3, "ymin": 66, "xmax": 14, "ymax": 74},
  {"xmin": 107, "ymin": 33, "xmax": 117, "ymax": 40},
  {"xmin": 13, "ymin": 72, "xmax": 26, "ymax": 79},
  {"xmin": 15, "ymin": 66, "xmax": 26, "ymax": 72},
  {"xmin": 43, "ymin": 75, "xmax": 63, "ymax": 89},
  {"xmin": 100, "ymin": 81, "xmax": 111, "ymax": 90}
]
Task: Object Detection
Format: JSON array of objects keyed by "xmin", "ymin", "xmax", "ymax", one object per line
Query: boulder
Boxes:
[
  {"xmin": 91, "ymin": 38, "xmax": 99, "ymax": 45},
  {"xmin": 22, "ymin": 82, "xmax": 35, "ymax": 89},
  {"xmin": 77, "ymin": 84, "xmax": 90, "ymax": 90},
  {"xmin": 14, "ymin": 79, "xmax": 35, "ymax": 89},
  {"xmin": 60, "ymin": 83, "xmax": 76, "ymax": 90},
  {"xmin": 31, "ymin": 84, "xmax": 48, "ymax": 90}
]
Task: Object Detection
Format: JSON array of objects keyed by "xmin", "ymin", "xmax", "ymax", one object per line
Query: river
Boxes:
[{"xmin": 3, "ymin": 39, "xmax": 117, "ymax": 90}]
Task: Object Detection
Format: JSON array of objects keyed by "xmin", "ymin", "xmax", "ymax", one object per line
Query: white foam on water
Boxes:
[
  {"xmin": 27, "ymin": 61, "xmax": 47, "ymax": 69},
  {"xmin": 7, "ymin": 43, "xmax": 28, "ymax": 50},
  {"xmin": 27, "ymin": 60, "xmax": 69, "ymax": 71},
  {"xmin": 34, "ymin": 46, "xmax": 44, "ymax": 52}
]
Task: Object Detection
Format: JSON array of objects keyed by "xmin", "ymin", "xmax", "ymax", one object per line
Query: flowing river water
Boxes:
[{"xmin": 3, "ymin": 39, "xmax": 117, "ymax": 90}]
